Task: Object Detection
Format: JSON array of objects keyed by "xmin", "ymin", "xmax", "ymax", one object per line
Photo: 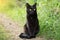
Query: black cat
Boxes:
[{"xmin": 19, "ymin": 3, "xmax": 39, "ymax": 39}]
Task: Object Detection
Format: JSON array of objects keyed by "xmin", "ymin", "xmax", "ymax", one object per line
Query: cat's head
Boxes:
[{"xmin": 26, "ymin": 3, "xmax": 37, "ymax": 15}]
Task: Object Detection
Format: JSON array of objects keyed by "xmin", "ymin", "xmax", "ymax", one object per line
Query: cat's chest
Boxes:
[
  {"xmin": 28, "ymin": 18, "xmax": 37, "ymax": 25},
  {"xmin": 29, "ymin": 17, "xmax": 36, "ymax": 22},
  {"xmin": 27, "ymin": 15, "xmax": 37, "ymax": 26}
]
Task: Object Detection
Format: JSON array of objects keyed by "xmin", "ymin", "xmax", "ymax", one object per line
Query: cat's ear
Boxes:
[
  {"xmin": 33, "ymin": 3, "xmax": 37, "ymax": 7},
  {"xmin": 26, "ymin": 3, "xmax": 31, "ymax": 8}
]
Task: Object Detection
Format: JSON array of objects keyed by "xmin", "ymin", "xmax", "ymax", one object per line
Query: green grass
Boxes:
[{"xmin": 0, "ymin": 0, "xmax": 60, "ymax": 40}]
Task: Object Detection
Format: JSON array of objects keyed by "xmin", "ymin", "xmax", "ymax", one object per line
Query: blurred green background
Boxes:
[{"xmin": 0, "ymin": 0, "xmax": 60, "ymax": 40}]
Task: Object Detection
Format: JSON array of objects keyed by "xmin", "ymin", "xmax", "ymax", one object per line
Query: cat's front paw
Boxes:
[
  {"xmin": 19, "ymin": 33, "xmax": 36, "ymax": 39},
  {"xmin": 19, "ymin": 33, "xmax": 31, "ymax": 39}
]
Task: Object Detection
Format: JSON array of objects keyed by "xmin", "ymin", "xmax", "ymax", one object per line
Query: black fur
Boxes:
[{"xmin": 19, "ymin": 3, "xmax": 39, "ymax": 39}]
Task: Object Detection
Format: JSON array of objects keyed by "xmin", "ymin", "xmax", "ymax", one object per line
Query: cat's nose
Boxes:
[
  {"xmin": 30, "ymin": 12, "xmax": 33, "ymax": 14},
  {"xmin": 31, "ymin": 11, "xmax": 34, "ymax": 13}
]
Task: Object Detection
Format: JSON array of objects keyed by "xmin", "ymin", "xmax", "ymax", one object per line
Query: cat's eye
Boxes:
[
  {"xmin": 34, "ymin": 9, "xmax": 35, "ymax": 11},
  {"xmin": 29, "ymin": 9, "xmax": 32, "ymax": 11}
]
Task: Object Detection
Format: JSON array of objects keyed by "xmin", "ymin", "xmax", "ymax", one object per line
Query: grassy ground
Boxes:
[{"xmin": 0, "ymin": 0, "xmax": 60, "ymax": 40}]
